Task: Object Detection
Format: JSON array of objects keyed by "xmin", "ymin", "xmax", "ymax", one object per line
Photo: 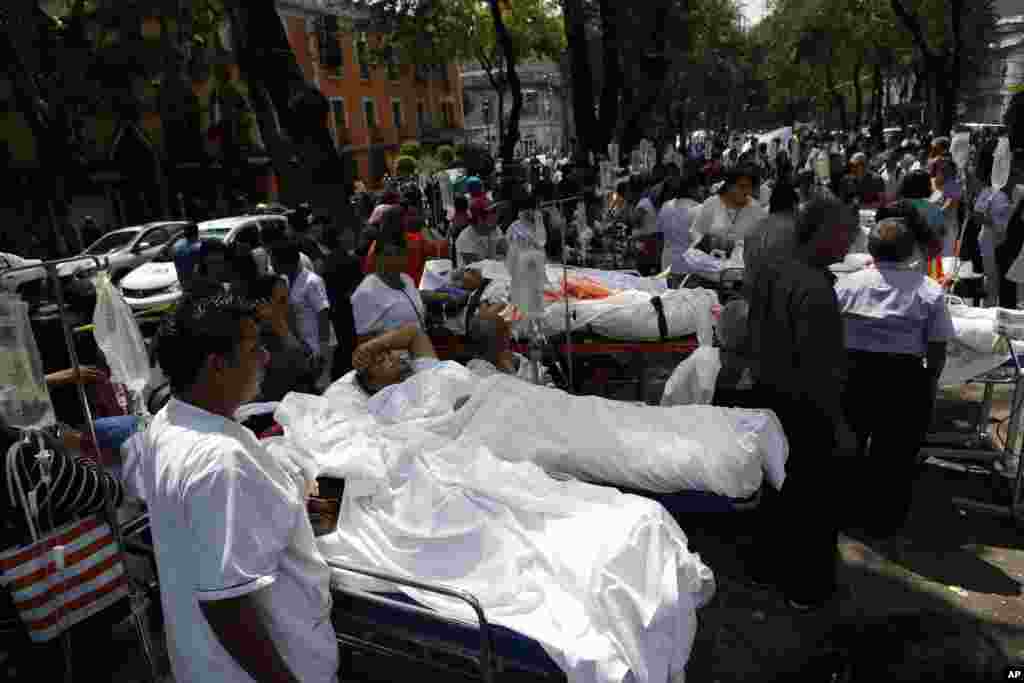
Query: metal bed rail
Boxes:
[{"xmin": 327, "ymin": 559, "xmax": 500, "ymax": 683}]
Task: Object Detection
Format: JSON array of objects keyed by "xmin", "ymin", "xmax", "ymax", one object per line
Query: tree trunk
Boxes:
[
  {"xmin": 853, "ymin": 59, "xmax": 864, "ymax": 128},
  {"xmin": 488, "ymin": 0, "xmax": 521, "ymax": 163},
  {"xmin": 1, "ymin": 2, "xmax": 74, "ymax": 255},
  {"xmin": 596, "ymin": 0, "xmax": 622, "ymax": 155},
  {"xmin": 943, "ymin": 0, "xmax": 965, "ymax": 136},
  {"xmin": 871, "ymin": 63, "xmax": 884, "ymax": 139},
  {"xmin": 561, "ymin": 0, "xmax": 597, "ymax": 161},
  {"xmin": 496, "ymin": 88, "xmax": 505, "ymax": 152},
  {"xmin": 615, "ymin": 1, "xmax": 676, "ymax": 153},
  {"xmin": 222, "ymin": 0, "xmax": 352, "ymax": 233}
]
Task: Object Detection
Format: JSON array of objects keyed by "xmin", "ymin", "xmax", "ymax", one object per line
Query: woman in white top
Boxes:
[
  {"xmin": 690, "ymin": 165, "xmax": 768, "ymax": 260},
  {"xmin": 928, "ymin": 156, "xmax": 962, "ymax": 257},
  {"xmin": 658, "ymin": 174, "xmax": 702, "ymax": 276},
  {"xmin": 351, "ymin": 212, "xmax": 426, "ymax": 339}
]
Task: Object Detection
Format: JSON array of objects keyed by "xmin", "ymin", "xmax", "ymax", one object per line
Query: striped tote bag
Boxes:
[{"xmin": 0, "ymin": 440, "xmax": 130, "ymax": 642}]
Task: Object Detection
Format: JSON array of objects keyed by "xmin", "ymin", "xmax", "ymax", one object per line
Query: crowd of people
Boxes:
[{"xmin": 1, "ymin": 123, "xmax": 1018, "ymax": 682}]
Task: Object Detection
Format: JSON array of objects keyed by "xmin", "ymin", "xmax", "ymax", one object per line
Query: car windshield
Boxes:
[
  {"xmin": 199, "ymin": 228, "xmax": 232, "ymax": 242},
  {"xmin": 152, "ymin": 234, "xmax": 185, "ymax": 263},
  {"xmin": 85, "ymin": 231, "xmax": 137, "ymax": 255}
]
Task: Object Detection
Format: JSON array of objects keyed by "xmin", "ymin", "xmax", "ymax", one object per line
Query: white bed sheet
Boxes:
[
  {"xmin": 440, "ymin": 260, "xmax": 715, "ymax": 342},
  {"xmin": 272, "ymin": 386, "xmax": 716, "ymax": 683}
]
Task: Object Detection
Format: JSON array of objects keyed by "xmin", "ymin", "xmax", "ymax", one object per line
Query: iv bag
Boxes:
[
  {"xmin": 814, "ymin": 150, "xmax": 831, "ymax": 184},
  {"xmin": 93, "ymin": 272, "xmax": 151, "ymax": 395},
  {"xmin": 992, "ymin": 137, "xmax": 1011, "ymax": 190},
  {"xmin": 0, "ymin": 294, "xmax": 56, "ymax": 430},
  {"xmin": 950, "ymin": 132, "xmax": 970, "ymax": 173},
  {"xmin": 506, "ymin": 212, "xmax": 547, "ymax": 320}
]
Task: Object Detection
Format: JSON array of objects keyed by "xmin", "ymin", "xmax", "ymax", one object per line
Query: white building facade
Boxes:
[{"xmin": 461, "ymin": 61, "xmax": 571, "ymax": 158}]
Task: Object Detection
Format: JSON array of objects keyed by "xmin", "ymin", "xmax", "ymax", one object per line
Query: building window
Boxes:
[
  {"xmin": 329, "ymin": 97, "xmax": 347, "ymax": 142},
  {"xmin": 523, "ymin": 90, "xmax": 540, "ymax": 119},
  {"xmin": 318, "ymin": 15, "xmax": 342, "ymax": 74},
  {"xmin": 392, "ymin": 98, "xmax": 403, "ymax": 129},
  {"xmin": 386, "ymin": 47, "xmax": 400, "ymax": 81},
  {"xmin": 364, "ymin": 97, "xmax": 377, "ymax": 128},
  {"xmin": 356, "ymin": 33, "xmax": 370, "ymax": 80}
]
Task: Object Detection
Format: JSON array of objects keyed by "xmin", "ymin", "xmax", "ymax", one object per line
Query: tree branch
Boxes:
[{"xmin": 889, "ymin": 0, "xmax": 934, "ymax": 60}]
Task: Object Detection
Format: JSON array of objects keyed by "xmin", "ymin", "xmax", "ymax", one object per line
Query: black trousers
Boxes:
[
  {"xmin": 841, "ymin": 350, "xmax": 932, "ymax": 532},
  {"xmin": 749, "ymin": 384, "xmax": 839, "ymax": 604},
  {"xmin": 996, "ymin": 237, "xmax": 1022, "ymax": 309}
]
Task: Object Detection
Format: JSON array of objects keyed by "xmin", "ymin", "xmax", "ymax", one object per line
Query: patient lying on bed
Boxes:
[{"xmin": 341, "ymin": 323, "xmax": 787, "ymax": 499}]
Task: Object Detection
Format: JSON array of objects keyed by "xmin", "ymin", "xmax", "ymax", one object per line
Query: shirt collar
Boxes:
[{"xmin": 167, "ymin": 397, "xmax": 238, "ymax": 427}]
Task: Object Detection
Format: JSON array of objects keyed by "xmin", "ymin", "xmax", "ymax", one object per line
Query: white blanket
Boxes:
[
  {"xmin": 425, "ymin": 374, "xmax": 786, "ymax": 495},
  {"xmin": 464, "ymin": 260, "xmax": 669, "ymax": 295},
  {"xmin": 318, "ymin": 441, "xmax": 714, "ymax": 683},
  {"xmin": 541, "ymin": 288, "xmax": 718, "ymax": 343},
  {"xmin": 459, "ymin": 260, "xmax": 715, "ymax": 342},
  {"xmin": 273, "ymin": 383, "xmax": 717, "ymax": 683}
]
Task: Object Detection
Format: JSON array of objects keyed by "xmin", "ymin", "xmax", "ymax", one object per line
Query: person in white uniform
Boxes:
[
  {"xmin": 974, "ymin": 182, "xmax": 1012, "ymax": 307},
  {"xmin": 140, "ymin": 292, "xmax": 338, "ymax": 683},
  {"xmin": 455, "ymin": 200, "xmax": 505, "ymax": 268},
  {"xmin": 271, "ymin": 240, "xmax": 334, "ymax": 376},
  {"xmin": 351, "ymin": 225, "xmax": 426, "ymax": 338},
  {"xmin": 690, "ymin": 165, "xmax": 768, "ymax": 259},
  {"xmin": 658, "ymin": 174, "xmax": 702, "ymax": 283}
]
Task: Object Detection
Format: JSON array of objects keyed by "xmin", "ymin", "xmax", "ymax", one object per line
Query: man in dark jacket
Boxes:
[{"xmin": 744, "ymin": 198, "xmax": 860, "ymax": 611}]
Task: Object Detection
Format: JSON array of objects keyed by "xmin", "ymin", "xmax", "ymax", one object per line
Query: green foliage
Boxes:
[
  {"xmin": 400, "ymin": 141, "xmax": 423, "ymax": 159},
  {"xmin": 372, "ymin": 0, "xmax": 565, "ymax": 70},
  {"xmin": 436, "ymin": 144, "xmax": 456, "ymax": 166},
  {"xmin": 752, "ymin": 0, "xmax": 997, "ymax": 127},
  {"xmin": 395, "ymin": 154, "xmax": 418, "ymax": 176},
  {"xmin": 416, "ymin": 154, "xmax": 445, "ymax": 177}
]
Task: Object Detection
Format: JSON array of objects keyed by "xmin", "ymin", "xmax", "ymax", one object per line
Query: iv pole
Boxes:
[
  {"xmin": 540, "ymin": 193, "xmax": 584, "ymax": 392},
  {"xmin": 1, "ymin": 255, "xmax": 159, "ymax": 681}
]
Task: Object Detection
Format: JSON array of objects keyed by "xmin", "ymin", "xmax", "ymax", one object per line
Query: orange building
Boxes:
[{"xmin": 278, "ymin": 0, "xmax": 465, "ymax": 187}]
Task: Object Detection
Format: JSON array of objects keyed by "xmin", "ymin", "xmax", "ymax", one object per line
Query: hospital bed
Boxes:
[
  {"xmin": 329, "ymin": 559, "xmax": 563, "ymax": 683},
  {"xmin": 237, "ymin": 377, "xmax": 771, "ymax": 681}
]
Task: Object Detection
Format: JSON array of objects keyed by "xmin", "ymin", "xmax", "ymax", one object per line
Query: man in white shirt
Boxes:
[
  {"xmin": 141, "ymin": 292, "xmax": 338, "ymax": 683},
  {"xmin": 271, "ymin": 240, "xmax": 333, "ymax": 373},
  {"xmin": 455, "ymin": 202, "xmax": 505, "ymax": 267}
]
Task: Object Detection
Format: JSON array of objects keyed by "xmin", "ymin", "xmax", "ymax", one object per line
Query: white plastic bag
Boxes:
[
  {"xmin": 661, "ymin": 347, "xmax": 722, "ymax": 407},
  {"xmin": 992, "ymin": 137, "xmax": 1012, "ymax": 190},
  {"xmin": 0, "ymin": 294, "xmax": 55, "ymax": 429},
  {"xmin": 950, "ymin": 132, "xmax": 971, "ymax": 173},
  {"xmin": 93, "ymin": 272, "xmax": 150, "ymax": 395}
]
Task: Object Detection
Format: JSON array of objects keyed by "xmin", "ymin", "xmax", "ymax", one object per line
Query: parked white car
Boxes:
[
  {"xmin": 119, "ymin": 214, "xmax": 289, "ymax": 311},
  {"xmin": 0, "ymin": 222, "xmax": 187, "ymax": 302},
  {"xmin": 0, "ymin": 252, "xmax": 44, "ymax": 296}
]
